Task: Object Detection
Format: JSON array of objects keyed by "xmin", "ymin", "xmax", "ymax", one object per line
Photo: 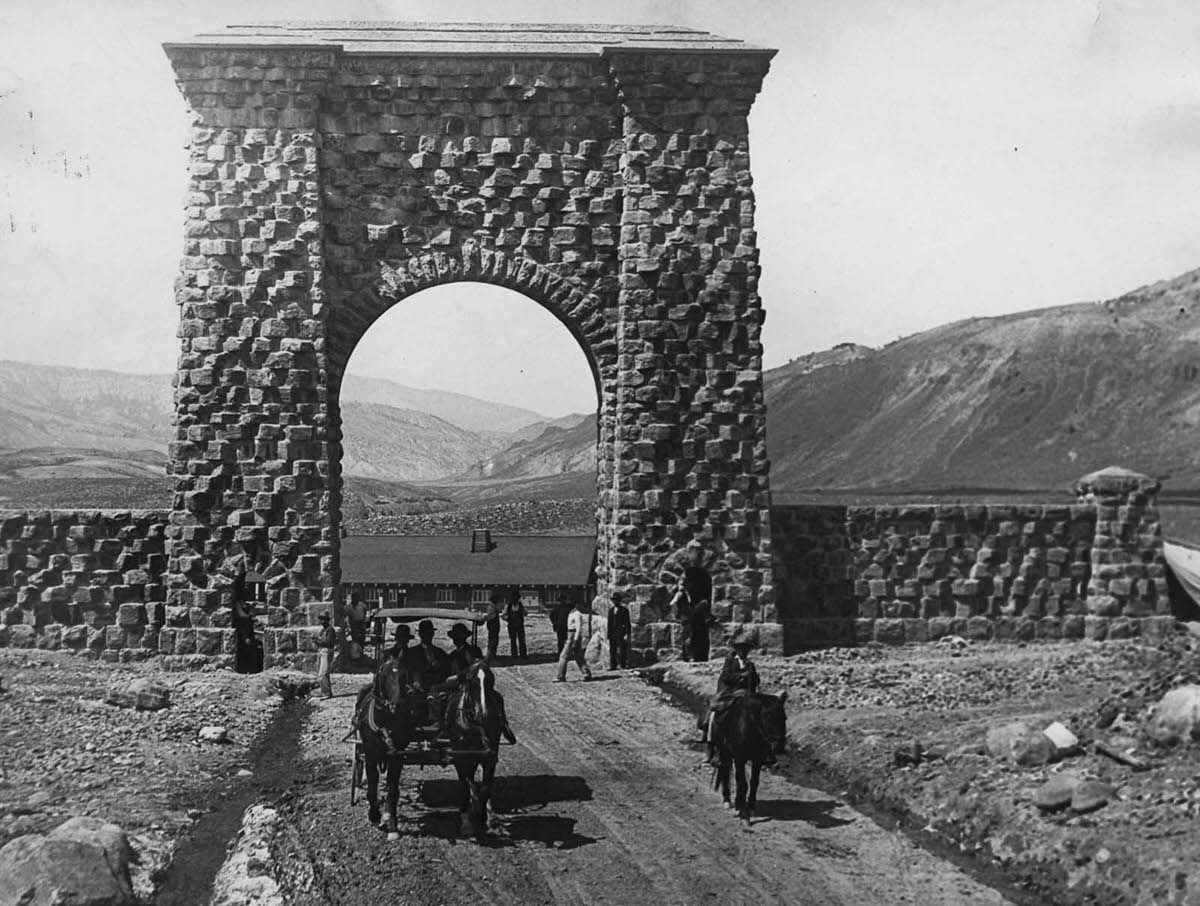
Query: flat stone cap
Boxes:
[
  {"xmin": 1074, "ymin": 466, "xmax": 1161, "ymax": 498},
  {"xmin": 164, "ymin": 21, "xmax": 775, "ymax": 57}
]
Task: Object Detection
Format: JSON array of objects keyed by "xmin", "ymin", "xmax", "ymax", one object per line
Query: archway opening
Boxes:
[{"xmin": 332, "ymin": 281, "xmax": 604, "ymax": 645}]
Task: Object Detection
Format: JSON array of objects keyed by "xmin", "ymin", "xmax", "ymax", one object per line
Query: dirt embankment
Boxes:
[
  {"xmin": 0, "ymin": 650, "xmax": 311, "ymax": 900},
  {"xmin": 661, "ymin": 636, "xmax": 1200, "ymax": 906}
]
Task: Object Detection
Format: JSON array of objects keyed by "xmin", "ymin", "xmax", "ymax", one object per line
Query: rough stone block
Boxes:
[{"xmin": 873, "ymin": 619, "xmax": 905, "ymax": 646}]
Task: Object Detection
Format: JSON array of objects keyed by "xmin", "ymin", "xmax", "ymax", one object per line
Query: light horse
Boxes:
[
  {"xmin": 711, "ymin": 690, "xmax": 788, "ymax": 823},
  {"xmin": 354, "ymin": 657, "xmax": 412, "ymax": 841},
  {"xmin": 446, "ymin": 661, "xmax": 506, "ymax": 837}
]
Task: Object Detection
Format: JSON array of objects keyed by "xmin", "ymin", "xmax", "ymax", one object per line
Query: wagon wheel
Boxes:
[{"xmin": 350, "ymin": 741, "xmax": 364, "ymax": 806}]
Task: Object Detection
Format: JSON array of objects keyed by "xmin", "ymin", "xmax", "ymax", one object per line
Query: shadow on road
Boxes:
[
  {"xmin": 751, "ymin": 798, "xmax": 856, "ymax": 828},
  {"xmin": 409, "ymin": 775, "xmax": 599, "ymax": 850},
  {"xmin": 497, "ymin": 814, "xmax": 598, "ymax": 850},
  {"xmin": 417, "ymin": 774, "xmax": 594, "ymax": 813}
]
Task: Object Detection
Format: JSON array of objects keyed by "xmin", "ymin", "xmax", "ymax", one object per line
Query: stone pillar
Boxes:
[
  {"xmin": 1075, "ymin": 466, "xmax": 1168, "ymax": 622},
  {"xmin": 164, "ymin": 45, "xmax": 339, "ymax": 625},
  {"xmin": 603, "ymin": 49, "xmax": 776, "ymax": 626}
]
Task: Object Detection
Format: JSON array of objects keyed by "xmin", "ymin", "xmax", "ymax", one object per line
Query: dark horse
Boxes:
[
  {"xmin": 354, "ymin": 658, "xmax": 412, "ymax": 841},
  {"xmin": 711, "ymin": 690, "xmax": 788, "ymax": 822},
  {"xmin": 446, "ymin": 661, "xmax": 505, "ymax": 837}
]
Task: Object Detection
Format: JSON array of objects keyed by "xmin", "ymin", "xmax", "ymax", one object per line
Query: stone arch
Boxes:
[
  {"xmin": 324, "ymin": 247, "xmax": 619, "ymax": 559},
  {"xmin": 162, "ymin": 22, "xmax": 778, "ymax": 647},
  {"xmin": 328, "ymin": 248, "xmax": 614, "ymax": 399}
]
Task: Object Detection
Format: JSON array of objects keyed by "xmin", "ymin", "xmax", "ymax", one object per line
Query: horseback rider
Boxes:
[
  {"xmin": 699, "ymin": 627, "xmax": 762, "ymax": 766},
  {"xmin": 427, "ymin": 623, "xmax": 516, "ymax": 743}
]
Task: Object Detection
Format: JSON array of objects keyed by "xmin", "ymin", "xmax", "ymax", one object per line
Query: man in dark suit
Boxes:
[
  {"xmin": 385, "ymin": 623, "xmax": 414, "ymax": 664},
  {"xmin": 410, "ymin": 619, "xmax": 449, "ymax": 692},
  {"xmin": 607, "ymin": 592, "xmax": 631, "ymax": 670},
  {"xmin": 484, "ymin": 594, "xmax": 502, "ymax": 663},
  {"xmin": 504, "ymin": 589, "xmax": 528, "ymax": 660},
  {"xmin": 549, "ymin": 598, "xmax": 569, "ymax": 654}
]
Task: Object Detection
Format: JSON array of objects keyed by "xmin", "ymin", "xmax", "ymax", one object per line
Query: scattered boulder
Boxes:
[
  {"xmin": 1070, "ymin": 780, "xmax": 1116, "ymax": 814},
  {"xmin": 1148, "ymin": 684, "xmax": 1200, "ymax": 746},
  {"xmin": 0, "ymin": 821, "xmax": 135, "ymax": 906},
  {"xmin": 1043, "ymin": 721, "xmax": 1080, "ymax": 757},
  {"xmin": 986, "ymin": 720, "xmax": 1057, "ymax": 766},
  {"xmin": 1034, "ymin": 772, "xmax": 1082, "ymax": 811},
  {"xmin": 198, "ymin": 725, "xmax": 229, "ymax": 743},
  {"xmin": 47, "ymin": 817, "xmax": 134, "ymax": 872},
  {"xmin": 105, "ymin": 679, "xmax": 171, "ymax": 712}
]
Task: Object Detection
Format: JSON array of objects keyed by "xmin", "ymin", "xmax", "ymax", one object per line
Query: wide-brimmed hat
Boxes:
[
  {"xmin": 417, "ymin": 619, "xmax": 435, "ymax": 636},
  {"xmin": 447, "ymin": 623, "xmax": 471, "ymax": 642}
]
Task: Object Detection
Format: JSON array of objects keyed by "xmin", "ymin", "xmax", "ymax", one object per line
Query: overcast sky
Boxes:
[{"xmin": 3, "ymin": 0, "xmax": 1200, "ymax": 417}]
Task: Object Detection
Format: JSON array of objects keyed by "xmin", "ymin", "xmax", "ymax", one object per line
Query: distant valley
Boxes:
[{"xmin": 3, "ymin": 264, "xmax": 1200, "ymax": 519}]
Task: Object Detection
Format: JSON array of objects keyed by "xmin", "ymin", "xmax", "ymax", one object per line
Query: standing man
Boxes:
[
  {"xmin": 555, "ymin": 598, "xmax": 594, "ymax": 683},
  {"xmin": 549, "ymin": 598, "xmax": 569, "ymax": 655},
  {"xmin": 316, "ymin": 611, "xmax": 337, "ymax": 699},
  {"xmin": 688, "ymin": 596, "xmax": 714, "ymax": 662},
  {"xmin": 343, "ymin": 592, "xmax": 369, "ymax": 661},
  {"xmin": 668, "ymin": 577, "xmax": 694, "ymax": 661},
  {"xmin": 504, "ymin": 589, "xmax": 528, "ymax": 660},
  {"xmin": 484, "ymin": 594, "xmax": 502, "ymax": 663},
  {"xmin": 607, "ymin": 592, "xmax": 631, "ymax": 670}
]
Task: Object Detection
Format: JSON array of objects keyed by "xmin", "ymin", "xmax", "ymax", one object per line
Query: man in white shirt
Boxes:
[{"xmin": 554, "ymin": 599, "xmax": 595, "ymax": 682}]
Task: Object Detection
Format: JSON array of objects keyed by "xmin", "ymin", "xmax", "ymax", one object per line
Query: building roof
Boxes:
[
  {"xmin": 341, "ymin": 534, "xmax": 596, "ymax": 588},
  {"xmin": 165, "ymin": 21, "xmax": 774, "ymax": 57}
]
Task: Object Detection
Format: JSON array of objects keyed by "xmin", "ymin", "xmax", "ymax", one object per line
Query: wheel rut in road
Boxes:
[{"xmin": 291, "ymin": 664, "xmax": 1014, "ymax": 906}]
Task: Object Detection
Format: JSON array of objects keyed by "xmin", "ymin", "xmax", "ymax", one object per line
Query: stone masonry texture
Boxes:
[
  {"xmin": 0, "ymin": 467, "xmax": 1171, "ymax": 661},
  {"xmin": 159, "ymin": 23, "xmax": 779, "ymax": 641}
]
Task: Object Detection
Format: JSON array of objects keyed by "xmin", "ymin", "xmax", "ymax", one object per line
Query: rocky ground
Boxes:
[
  {"xmin": 662, "ymin": 632, "xmax": 1200, "ymax": 906},
  {"xmin": 3, "ymin": 632, "xmax": 1199, "ymax": 904},
  {"xmin": 0, "ymin": 651, "xmax": 314, "ymax": 901}
]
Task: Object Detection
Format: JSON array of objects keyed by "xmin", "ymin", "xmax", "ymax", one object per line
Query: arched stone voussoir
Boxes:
[{"xmin": 368, "ymin": 249, "xmax": 616, "ymax": 387}]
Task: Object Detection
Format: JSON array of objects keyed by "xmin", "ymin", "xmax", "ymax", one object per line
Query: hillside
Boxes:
[
  {"xmin": 339, "ymin": 374, "xmax": 546, "ymax": 434},
  {"xmin": 0, "ymin": 361, "xmax": 173, "ymax": 452},
  {"xmin": 3, "ymin": 265, "xmax": 1200, "ymax": 510},
  {"xmin": 451, "ymin": 413, "xmax": 596, "ymax": 481},
  {"xmin": 764, "ymin": 267, "xmax": 1200, "ymax": 493},
  {"xmin": 339, "ymin": 402, "xmax": 504, "ymax": 481}
]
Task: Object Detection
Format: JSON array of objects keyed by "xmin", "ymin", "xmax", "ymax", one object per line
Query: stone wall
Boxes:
[
  {"xmin": 772, "ymin": 468, "xmax": 1172, "ymax": 648},
  {"xmin": 0, "ymin": 469, "xmax": 1171, "ymax": 661},
  {"xmin": 0, "ymin": 510, "xmax": 171, "ymax": 660}
]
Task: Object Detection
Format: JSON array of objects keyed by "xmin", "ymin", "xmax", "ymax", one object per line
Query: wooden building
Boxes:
[{"xmin": 340, "ymin": 530, "xmax": 597, "ymax": 614}]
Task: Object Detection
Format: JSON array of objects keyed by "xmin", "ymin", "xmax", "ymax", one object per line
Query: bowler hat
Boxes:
[
  {"xmin": 447, "ymin": 623, "xmax": 471, "ymax": 641},
  {"xmin": 417, "ymin": 619, "xmax": 435, "ymax": 635},
  {"xmin": 611, "ymin": 591, "xmax": 624, "ymax": 604},
  {"xmin": 393, "ymin": 624, "xmax": 412, "ymax": 640}
]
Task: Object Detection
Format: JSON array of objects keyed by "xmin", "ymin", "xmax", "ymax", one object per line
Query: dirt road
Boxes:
[{"xmin": 292, "ymin": 662, "xmax": 1012, "ymax": 906}]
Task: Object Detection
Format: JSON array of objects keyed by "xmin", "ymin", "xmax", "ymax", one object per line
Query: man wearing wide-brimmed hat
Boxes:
[
  {"xmin": 411, "ymin": 619, "xmax": 449, "ymax": 691},
  {"xmin": 698, "ymin": 626, "xmax": 760, "ymax": 765},
  {"xmin": 386, "ymin": 622, "xmax": 414, "ymax": 664}
]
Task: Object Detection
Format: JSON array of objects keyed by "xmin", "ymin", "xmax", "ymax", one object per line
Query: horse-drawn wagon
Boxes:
[{"xmin": 348, "ymin": 608, "xmax": 512, "ymax": 839}]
